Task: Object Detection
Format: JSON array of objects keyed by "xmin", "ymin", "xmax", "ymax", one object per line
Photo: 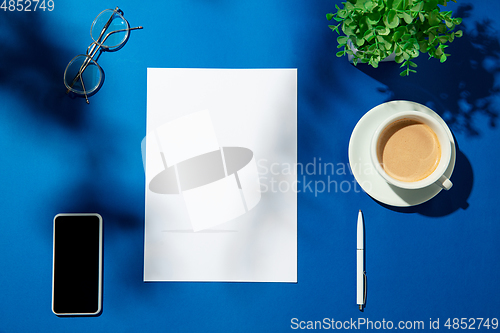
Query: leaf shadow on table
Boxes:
[
  {"xmin": 0, "ymin": 12, "xmax": 86, "ymax": 127},
  {"xmin": 355, "ymin": 3, "xmax": 500, "ymax": 138},
  {"xmin": 51, "ymin": 147, "xmax": 147, "ymax": 294},
  {"xmin": 1, "ymin": 13, "xmax": 144, "ymax": 225},
  {"xmin": 1, "ymin": 13, "xmax": 148, "ymax": 293},
  {"xmin": 355, "ymin": 3, "xmax": 499, "ymax": 216}
]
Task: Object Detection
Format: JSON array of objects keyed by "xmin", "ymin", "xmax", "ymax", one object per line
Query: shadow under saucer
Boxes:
[{"xmin": 376, "ymin": 148, "xmax": 473, "ymax": 216}]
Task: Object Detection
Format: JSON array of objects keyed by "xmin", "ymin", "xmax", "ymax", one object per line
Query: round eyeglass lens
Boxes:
[
  {"xmin": 64, "ymin": 55, "xmax": 102, "ymax": 95},
  {"xmin": 91, "ymin": 9, "xmax": 129, "ymax": 49}
]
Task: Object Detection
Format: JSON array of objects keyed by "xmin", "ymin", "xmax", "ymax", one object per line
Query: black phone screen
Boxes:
[{"xmin": 52, "ymin": 214, "xmax": 102, "ymax": 315}]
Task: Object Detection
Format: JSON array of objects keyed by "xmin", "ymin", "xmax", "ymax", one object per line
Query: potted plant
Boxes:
[{"xmin": 327, "ymin": 0, "xmax": 463, "ymax": 76}]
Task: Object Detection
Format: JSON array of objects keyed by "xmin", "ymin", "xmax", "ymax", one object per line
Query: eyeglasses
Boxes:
[{"xmin": 64, "ymin": 7, "xmax": 143, "ymax": 104}]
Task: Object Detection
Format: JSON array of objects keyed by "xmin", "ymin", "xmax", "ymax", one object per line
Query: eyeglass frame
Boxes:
[{"xmin": 64, "ymin": 7, "xmax": 143, "ymax": 104}]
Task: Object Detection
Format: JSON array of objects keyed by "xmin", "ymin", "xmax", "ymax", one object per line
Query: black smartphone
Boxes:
[{"xmin": 52, "ymin": 213, "xmax": 103, "ymax": 316}]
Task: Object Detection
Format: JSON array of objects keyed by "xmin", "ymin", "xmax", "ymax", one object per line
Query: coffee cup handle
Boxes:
[{"xmin": 437, "ymin": 175, "xmax": 453, "ymax": 191}]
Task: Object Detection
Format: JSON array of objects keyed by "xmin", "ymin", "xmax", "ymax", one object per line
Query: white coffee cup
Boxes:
[{"xmin": 370, "ymin": 111, "xmax": 453, "ymax": 190}]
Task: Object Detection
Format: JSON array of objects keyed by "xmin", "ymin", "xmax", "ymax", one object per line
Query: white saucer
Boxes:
[{"xmin": 348, "ymin": 100, "xmax": 456, "ymax": 207}]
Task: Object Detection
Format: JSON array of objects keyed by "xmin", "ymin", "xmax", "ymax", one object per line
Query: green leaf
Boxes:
[
  {"xmin": 440, "ymin": 53, "xmax": 447, "ymax": 62},
  {"xmin": 438, "ymin": 36, "xmax": 449, "ymax": 43},
  {"xmin": 423, "ymin": 0, "xmax": 438, "ymax": 12},
  {"xmin": 454, "ymin": 30, "xmax": 463, "ymax": 38},
  {"xmin": 343, "ymin": 17, "xmax": 354, "ymax": 27},
  {"xmin": 329, "ymin": 24, "xmax": 340, "ymax": 34},
  {"xmin": 336, "ymin": 50, "xmax": 345, "ymax": 57},
  {"xmin": 376, "ymin": 26, "xmax": 390, "ymax": 35},
  {"xmin": 428, "ymin": 9, "xmax": 441, "ymax": 26},
  {"xmin": 338, "ymin": 9, "xmax": 348, "ymax": 19},
  {"xmin": 411, "ymin": 2, "xmax": 424, "ymax": 13},
  {"xmin": 383, "ymin": 37, "xmax": 392, "ymax": 49},
  {"xmin": 392, "ymin": 0, "xmax": 403, "ymax": 10},
  {"xmin": 356, "ymin": 37, "xmax": 366, "ymax": 47},
  {"xmin": 369, "ymin": 58, "xmax": 380, "ymax": 68},
  {"xmin": 337, "ymin": 35, "xmax": 349, "ymax": 45},
  {"xmin": 400, "ymin": 69, "xmax": 409, "ymax": 76},
  {"xmin": 359, "ymin": 16, "xmax": 372, "ymax": 31},
  {"xmin": 384, "ymin": 9, "xmax": 400, "ymax": 29},
  {"xmin": 401, "ymin": 33, "xmax": 411, "ymax": 41},
  {"xmin": 364, "ymin": 0, "xmax": 375, "ymax": 11},
  {"xmin": 403, "ymin": 11, "xmax": 413, "ymax": 24},
  {"xmin": 396, "ymin": 25, "xmax": 408, "ymax": 34},
  {"xmin": 345, "ymin": 1, "xmax": 355, "ymax": 10},
  {"xmin": 409, "ymin": 38, "xmax": 419, "ymax": 49},
  {"xmin": 393, "ymin": 30, "xmax": 403, "ymax": 41},
  {"xmin": 441, "ymin": 10, "xmax": 452, "ymax": 17},
  {"xmin": 342, "ymin": 23, "xmax": 354, "ymax": 36},
  {"xmin": 326, "ymin": 13, "xmax": 334, "ymax": 21},
  {"xmin": 438, "ymin": 23, "xmax": 447, "ymax": 34},
  {"xmin": 367, "ymin": 12, "xmax": 382, "ymax": 25},
  {"xmin": 419, "ymin": 40, "xmax": 429, "ymax": 52},
  {"xmin": 395, "ymin": 54, "xmax": 405, "ymax": 63}
]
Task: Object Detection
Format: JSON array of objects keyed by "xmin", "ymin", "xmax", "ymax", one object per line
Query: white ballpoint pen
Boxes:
[{"xmin": 357, "ymin": 210, "xmax": 366, "ymax": 311}]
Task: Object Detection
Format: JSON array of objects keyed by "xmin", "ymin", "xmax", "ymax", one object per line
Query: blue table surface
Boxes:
[{"xmin": 1, "ymin": 0, "xmax": 500, "ymax": 332}]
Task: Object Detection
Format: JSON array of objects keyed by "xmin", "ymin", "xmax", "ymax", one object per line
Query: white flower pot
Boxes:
[{"xmin": 347, "ymin": 39, "xmax": 396, "ymax": 63}]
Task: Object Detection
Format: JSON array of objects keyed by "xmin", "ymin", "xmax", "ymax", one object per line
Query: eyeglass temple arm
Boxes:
[
  {"xmin": 71, "ymin": 25, "xmax": 143, "ymax": 88},
  {"xmin": 79, "ymin": 72, "xmax": 90, "ymax": 104},
  {"xmin": 65, "ymin": 56, "xmax": 93, "ymax": 103},
  {"xmin": 85, "ymin": 7, "xmax": 121, "ymax": 58},
  {"xmin": 100, "ymin": 26, "xmax": 143, "ymax": 49},
  {"xmin": 68, "ymin": 25, "xmax": 143, "ymax": 89},
  {"xmin": 95, "ymin": 7, "xmax": 121, "ymax": 45},
  {"xmin": 86, "ymin": 26, "xmax": 143, "ymax": 60},
  {"xmin": 66, "ymin": 9, "xmax": 122, "ymax": 101}
]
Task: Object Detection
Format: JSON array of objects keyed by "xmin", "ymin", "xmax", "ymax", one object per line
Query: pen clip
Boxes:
[{"xmin": 363, "ymin": 271, "xmax": 367, "ymax": 305}]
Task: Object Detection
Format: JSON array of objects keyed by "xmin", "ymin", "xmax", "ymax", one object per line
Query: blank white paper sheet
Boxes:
[{"xmin": 143, "ymin": 68, "xmax": 297, "ymax": 282}]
